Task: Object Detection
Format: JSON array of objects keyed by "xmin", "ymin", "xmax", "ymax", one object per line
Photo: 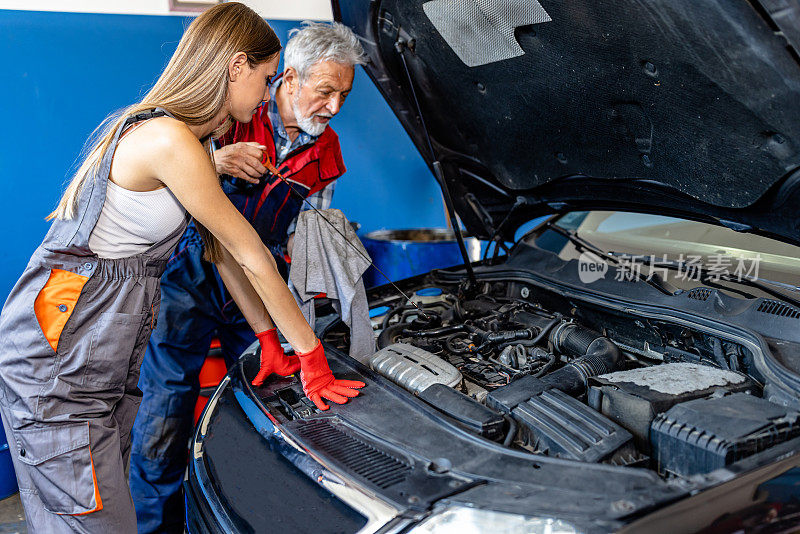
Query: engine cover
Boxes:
[
  {"xmin": 366, "ymin": 343, "xmax": 462, "ymax": 394},
  {"xmin": 512, "ymin": 388, "xmax": 637, "ymax": 464},
  {"xmin": 587, "ymin": 363, "xmax": 758, "ymax": 448}
]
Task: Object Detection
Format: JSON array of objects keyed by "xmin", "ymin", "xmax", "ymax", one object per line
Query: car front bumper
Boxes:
[{"xmin": 185, "ymin": 355, "xmax": 410, "ymax": 534}]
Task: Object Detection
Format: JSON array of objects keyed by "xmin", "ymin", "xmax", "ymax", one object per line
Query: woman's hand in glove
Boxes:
[
  {"xmin": 298, "ymin": 340, "xmax": 365, "ymax": 410},
  {"xmin": 251, "ymin": 328, "xmax": 301, "ymax": 386}
]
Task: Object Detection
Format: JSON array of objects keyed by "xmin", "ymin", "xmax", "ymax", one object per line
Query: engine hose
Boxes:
[
  {"xmin": 711, "ymin": 337, "xmax": 729, "ymax": 370},
  {"xmin": 538, "ymin": 324, "xmax": 621, "ymax": 395},
  {"xmin": 531, "ymin": 351, "xmax": 558, "ymax": 378},
  {"xmin": 403, "ymin": 324, "xmax": 466, "ymax": 337},
  {"xmin": 381, "ymin": 306, "xmax": 405, "ymax": 330},
  {"xmin": 550, "ymin": 322, "xmax": 600, "ymax": 355},
  {"xmin": 406, "ymin": 323, "xmax": 476, "ymax": 338},
  {"xmin": 453, "ymin": 299, "xmax": 465, "ymax": 321},
  {"xmin": 377, "ymin": 323, "xmax": 410, "ymax": 349},
  {"xmin": 381, "ymin": 302, "xmax": 450, "ymax": 330},
  {"xmin": 725, "ymin": 343, "xmax": 741, "ymax": 372},
  {"xmin": 483, "ymin": 328, "xmax": 536, "ymax": 345},
  {"xmin": 528, "ymin": 316, "xmax": 560, "ymax": 346},
  {"xmin": 475, "ymin": 315, "xmax": 561, "ymax": 355},
  {"xmin": 503, "ymin": 416, "xmax": 517, "ymax": 446},
  {"xmin": 446, "ymin": 333, "xmax": 476, "ymax": 354},
  {"xmin": 410, "ymin": 316, "xmax": 441, "ymax": 330}
]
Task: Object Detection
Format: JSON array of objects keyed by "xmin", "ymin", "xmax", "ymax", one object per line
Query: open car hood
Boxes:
[{"xmin": 335, "ymin": 0, "xmax": 800, "ymax": 246}]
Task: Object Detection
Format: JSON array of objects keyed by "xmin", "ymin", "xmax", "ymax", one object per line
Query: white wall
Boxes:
[{"xmin": 0, "ymin": 0, "xmax": 333, "ymax": 20}]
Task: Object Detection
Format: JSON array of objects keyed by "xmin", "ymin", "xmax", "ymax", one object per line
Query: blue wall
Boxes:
[{"xmin": 0, "ymin": 10, "xmax": 444, "ymax": 297}]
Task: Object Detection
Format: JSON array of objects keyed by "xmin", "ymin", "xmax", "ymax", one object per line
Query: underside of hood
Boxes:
[{"xmin": 335, "ymin": 0, "xmax": 800, "ymax": 246}]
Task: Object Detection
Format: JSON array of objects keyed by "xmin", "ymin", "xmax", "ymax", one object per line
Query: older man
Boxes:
[{"xmin": 129, "ymin": 22, "xmax": 365, "ymax": 533}]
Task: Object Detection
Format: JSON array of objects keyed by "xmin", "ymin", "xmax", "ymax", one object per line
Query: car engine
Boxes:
[{"xmin": 324, "ymin": 278, "xmax": 800, "ymax": 480}]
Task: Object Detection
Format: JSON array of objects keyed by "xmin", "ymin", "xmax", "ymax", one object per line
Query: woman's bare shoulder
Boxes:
[
  {"xmin": 111, "ymin": 116, "xmax": 205, "ymax": 190},
  {"xmin": 131, "ymin": 116, "xmax": 199, "ymax": 151},
  {"xmin": 132, "ymin": 117, "xmax": 216, "ymax": 188}
]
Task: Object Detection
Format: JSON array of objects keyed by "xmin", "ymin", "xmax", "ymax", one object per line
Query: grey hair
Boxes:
[{"xmin": 284, "ymin": 21, "xmax": 367, "ymax": 82}]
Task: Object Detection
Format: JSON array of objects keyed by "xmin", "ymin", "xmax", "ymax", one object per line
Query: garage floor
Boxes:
[{"xmin": 0, "ymin": 494, "xmax": 25, "ymax": 533}]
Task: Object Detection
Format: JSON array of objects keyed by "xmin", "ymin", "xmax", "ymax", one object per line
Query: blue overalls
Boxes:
[
  {"xmin": 129, "ymin": 106, "xmax": 345, "ymax": 534},
  {"xmin": 0, "ymin": 109, "xmax": 189, "ymax": 533}
]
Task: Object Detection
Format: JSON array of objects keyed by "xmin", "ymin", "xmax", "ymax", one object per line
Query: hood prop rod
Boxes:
[{"xmin": 395, "ymin": 37, "xmax": 477, "ymax": 290}]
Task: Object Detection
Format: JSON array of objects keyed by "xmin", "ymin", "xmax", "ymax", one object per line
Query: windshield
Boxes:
[{"xmin": 525, "ymin": 211, "xmax": 800, "ymax": 293}]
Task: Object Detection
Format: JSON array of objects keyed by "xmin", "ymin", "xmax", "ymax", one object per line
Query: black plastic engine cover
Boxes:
[
  {"xmin": 512, "ymin": 388, "xmax": 635, "ymax": 463},
  {"xmin": 587, "ymin": 363, "xmax": 758, "ymax": 449},
  {"xmin": 487, "ymin": 375, "xmax": 546, "ymax": 414},
  {"xmin": 418, "ymin": 383, "xmax": 505, "ymax": 440}
]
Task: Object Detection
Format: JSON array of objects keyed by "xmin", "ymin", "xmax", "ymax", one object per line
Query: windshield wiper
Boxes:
[
  {"xmin": 544, "ymin": 222, "xmax": 678, "ymax": 296},
  {"xmin": 620, "ymin": 254, "xmax": 800, "ymax": 309}
]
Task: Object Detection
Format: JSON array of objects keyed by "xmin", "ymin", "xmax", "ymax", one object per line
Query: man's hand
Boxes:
[{"xmin": 214, "ymin": 142, "xmax": 268, "ymax": 184}]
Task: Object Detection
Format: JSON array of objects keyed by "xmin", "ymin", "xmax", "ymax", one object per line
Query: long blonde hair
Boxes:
[{"xmin": 49, "ymin": 3, "xmax": 280, "ymax": 259}]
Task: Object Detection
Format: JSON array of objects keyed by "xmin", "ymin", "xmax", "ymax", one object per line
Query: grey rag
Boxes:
[{"xmin": 289, "ymin": 209, "xmax": 375, "ymax": 363}]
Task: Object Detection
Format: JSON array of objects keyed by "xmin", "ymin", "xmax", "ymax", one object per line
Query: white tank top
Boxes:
[{"xmin": 88, "ymin": 180, "xmax": 186, "ymax": 259}]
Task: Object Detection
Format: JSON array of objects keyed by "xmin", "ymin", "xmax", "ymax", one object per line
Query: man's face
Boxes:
[{"xmin": 289, "ymin": 60, "xmax": 355, "ymax": 136}]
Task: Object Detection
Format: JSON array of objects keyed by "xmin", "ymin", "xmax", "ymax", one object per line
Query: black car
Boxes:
[{"xmin": 185, "ymin": 1, "xmax": 800, "ymax": 532}]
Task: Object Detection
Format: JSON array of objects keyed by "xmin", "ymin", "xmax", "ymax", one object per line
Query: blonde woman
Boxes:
[{"xmin": 0, "ymin": 4, "xmax": 363, "ymax": 531}]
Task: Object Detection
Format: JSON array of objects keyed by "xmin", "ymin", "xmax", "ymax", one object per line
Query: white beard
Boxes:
[{"xmin": 292, "ymin": 97, "xmax": 330, "ymax": 137}]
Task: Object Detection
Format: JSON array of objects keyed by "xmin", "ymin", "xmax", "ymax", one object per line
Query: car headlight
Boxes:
[{"xmin": 409, "ymin": 506, "xmax": 580, "ymax": 534}]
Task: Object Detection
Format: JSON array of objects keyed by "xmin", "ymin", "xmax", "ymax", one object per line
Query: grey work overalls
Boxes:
[{"xmin": 0, "ymin": 109, "xmax": 189, "ymax": 532}]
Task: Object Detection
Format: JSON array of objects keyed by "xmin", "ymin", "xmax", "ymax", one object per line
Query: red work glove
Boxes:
[
  {"xmin": 251, "ymin": 328, "xmax": 301, "ymax": 386},
  {"xmin": 298, "ymin": 340, "xmax": 365, "ymax": 410}
]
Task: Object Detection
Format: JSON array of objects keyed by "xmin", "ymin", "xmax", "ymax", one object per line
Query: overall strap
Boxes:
[{"xmin": 58, "ymin": 109, "xmax": 173, "ymax": 250}]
